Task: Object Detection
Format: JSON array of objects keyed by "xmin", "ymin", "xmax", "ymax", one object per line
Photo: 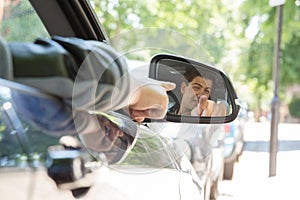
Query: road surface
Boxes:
[{"xmin": 217, "ymin": 122, "xmax": 300, "ymax": 200}]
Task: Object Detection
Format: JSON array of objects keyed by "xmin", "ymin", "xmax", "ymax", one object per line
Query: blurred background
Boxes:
[{"xmin": 2, "ymin": 0, "xmax": 300, "ymax": 122}]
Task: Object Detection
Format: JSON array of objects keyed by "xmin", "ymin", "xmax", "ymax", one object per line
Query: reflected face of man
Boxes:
[{"xmin": 179, "ymin": 76, "xmax": 212, "ymax": 115}]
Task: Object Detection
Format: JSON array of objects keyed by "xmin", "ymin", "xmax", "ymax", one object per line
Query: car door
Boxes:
[
  {"xmin": 0, "ymin": 80, "xmax": 78, "ymax": 200},
  {"xmin": 1, "ymin": 2, "xmax": 240, "ymax": 200},
  {"xmin": 0, "ymin": 77, "xmax": 202, "ymax": 200},
  {"xmin": 0, "ymin": 2, "xmax": 195, "ymax": 199}
]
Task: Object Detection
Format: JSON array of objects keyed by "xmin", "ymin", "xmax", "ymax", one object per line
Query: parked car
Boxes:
[
  {"xmin": 0, "ymin": 0, "xmax": 240, "ymax": 199},
  {"xmin": 223, "ymin": 101, "xmax": 248, "ymax": 180},
  {"xmin": 207, "ymin": 136, "xmax": 225, "ymax": 200}
]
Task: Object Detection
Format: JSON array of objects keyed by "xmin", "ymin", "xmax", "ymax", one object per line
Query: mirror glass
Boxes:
[{"xmin": 153, "ymin": 58, "xmax": 233, "ymax": 118}]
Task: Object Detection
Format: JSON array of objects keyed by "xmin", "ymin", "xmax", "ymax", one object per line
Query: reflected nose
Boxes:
[{"xmin": 195, "ymin": 90, "xmax": 204, "ymax": 98}]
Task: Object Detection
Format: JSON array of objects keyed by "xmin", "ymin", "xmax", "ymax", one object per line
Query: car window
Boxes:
[
  {"xmin": 79, "ymin": 111, "xmax": 178, "ymax": 169},
  {"xmin": 0, "ymin": 0, "xmax": 49, "ymax": 42},
  {"xmin": 120, "ymin": 125, "xmax": 178, "ymax": 169},
  {"xmin": 0, "ymin": 79, "xmax": 178, "ymax": 170},
  {"xmin": 0, "ymin": 82, "xmax": 60, "ymax": 168}
]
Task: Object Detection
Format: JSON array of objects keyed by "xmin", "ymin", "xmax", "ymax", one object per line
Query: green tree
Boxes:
[
  {"xmin": 92, "ymin": 0, "xmax": 238, "ymax": 65},
  {"xmin": 289, "ymin": 98, "xmax": 300, "ymax": 119},
  {"xmin": 93, "ymin": 0, "xmax": 300, "ymax": 119},
  {"xmin": 237, "ymin": 0, "xmax": 300, "ymax": 119}
]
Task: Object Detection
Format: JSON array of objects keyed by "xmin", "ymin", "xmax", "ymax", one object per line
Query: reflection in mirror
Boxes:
[
  {"xmin": 154, "ymin": 58, "xmax": 232, "ymax": 118},
  {"xmin": 82, "ymin": 111, "xmax": 137, "ymax": 165}
]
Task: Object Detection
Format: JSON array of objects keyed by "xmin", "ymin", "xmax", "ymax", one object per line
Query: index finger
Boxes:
[{"xmin": 199, "ymin": 95, "xmax": 208, "ymax": 110}]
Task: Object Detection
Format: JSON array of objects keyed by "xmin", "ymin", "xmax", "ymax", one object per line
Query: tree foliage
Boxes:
[
  {"xmin": 91, "ymin": 0, "xmax": 238, "ymax": 65},
  {"xmin": 289, "ymin": 98, "xmax": 300, "ymax": 118},
  {"xmin": 239, "ymin": 1, "xmax": 300, "ymax": 92},
  {"xmin": 0, "ymin": 0, "xmax": 48, "ymax": 42},
  {"xmin": 1, "ymin": 0, "xmax": 300, "ymax": 119},
  {"xmin": 91, "ymin": 0, "xmax": 300, "ymax": 117}
]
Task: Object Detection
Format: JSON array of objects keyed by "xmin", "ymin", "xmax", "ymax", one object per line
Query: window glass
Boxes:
[
  {"xmin": 0, "ymin": 81, "xmax": 178, "ymax": 169},
  {"xmin": 0, "ymin": 83, "xmax": 60, "ymax": 168},
  {"xmin": 120, "ymin": 126, "xmax": 178, "ymax": 169},
  {"xmin": 0, "ymin": 0, "xmax": 49, "ymax": 42}
]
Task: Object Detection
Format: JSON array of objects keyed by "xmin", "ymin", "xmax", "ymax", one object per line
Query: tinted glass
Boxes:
[
  {"xmin": 0, "ymin": 82, "xmax": 60, "ymax": 168},
  {"xmin": 0, "ymin": 79, "xmax": 178, "ymax": 170},
  {"xmin": 0, "ymin": 0, "xmax": 49, "ymax": 42}
]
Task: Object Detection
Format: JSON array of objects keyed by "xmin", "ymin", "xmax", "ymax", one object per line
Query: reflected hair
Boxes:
[{"xmin": 183, "ymin": 66, "xmax": 216, "ymax": 86}]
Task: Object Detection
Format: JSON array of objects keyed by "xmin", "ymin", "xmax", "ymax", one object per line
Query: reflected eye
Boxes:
[
  {"xmin": 104, "ymin": 126, "xmax": 110, "ymax": 136},
  {"xmin": 204, "ymin": 89, "xmax": 211, "ymax": 95},
  {"xmin": 192, "ymin": 86, "xmax": 201, "ymax": 90}
]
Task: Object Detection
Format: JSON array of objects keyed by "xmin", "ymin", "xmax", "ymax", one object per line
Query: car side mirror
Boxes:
[{"xmin": 149, "ymin": 54, "xmax": 240, "ymax": 124}]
